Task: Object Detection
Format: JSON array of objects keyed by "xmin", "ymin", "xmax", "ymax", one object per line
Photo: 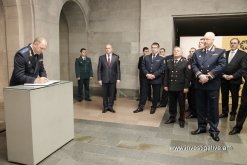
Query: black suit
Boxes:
[
  {"xmin": 10, "ymin": 44, "xmax": 47, "ymax": 86},
  {"xmin": 234, "ymin": 56, "xmax": 247, "ymax": 130},
  {"xmin": 97, "ymin": 53, "xmax": 121, "ymax": 109},
  {"xmin": 138, "ymin": 54, "xmax": 165, "ymax": 109},
  {"xmin": 159, "ymin": 55, "xmax": 172, "ymax": 106},
  {"xmin": 221, "ymin": 49, "xmax": 247, "ymax": 116},
  {"xmin": 164, "ymin": 56, "xmax": 191, "ymax": 122},
  {"xmin": 138, "ymin": 55, "xmax": 151, "ymax": 99}
]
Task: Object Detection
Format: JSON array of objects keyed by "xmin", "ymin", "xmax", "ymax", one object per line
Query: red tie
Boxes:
[{"xmin": 107, "ymin": 54, "xmax": 111, "ymax": 65}]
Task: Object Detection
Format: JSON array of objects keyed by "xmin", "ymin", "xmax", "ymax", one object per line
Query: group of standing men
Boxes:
[{"xmin": 9, "ymin": 32, "xmax": 247, "ymax": 142}]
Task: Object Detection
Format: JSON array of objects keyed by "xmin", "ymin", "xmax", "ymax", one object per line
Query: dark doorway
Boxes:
[{"xmin": 174, "ymin": 15, "xmax": 247, "ymax": 45}]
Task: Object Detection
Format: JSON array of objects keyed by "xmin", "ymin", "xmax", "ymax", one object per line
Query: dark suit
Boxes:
[
  {"xmin": 234, "ymin": 56, "xmax": 247, "ymax": 130},
  {"xmin": 138, "ymin": 55, "xmax": 151, "ymax": 100},
  {"xmin": 139, "ymin": 54, "xmax": 165, "ymax": 109},
  {"xmin": 187, "ymin": 56, "xmax": 197, "ymax": 116},
  {"xmin": 97, "ymin": 53, "xmax": 121, "ymax": 109},
  {"xmin": 75, "ymin": 56, "xmax": 93, "ymax": 100},
  {"xmin": 192, "ymin": 46, "xmax": 226, "ymax": 134},
  {"xmin": 159, "ymin": 55, "xmax": 172, "ymax": 106},
  {"xmin": 164, "ymin": 56, "xmax": 191, "ymax": 122},
  {"xmin": 10, "ymin": 44, "xmax": 47, "ymax": 86},
  {"xmin": 221, "ymin": 49, "xmax": 247, "ymax": 116}
]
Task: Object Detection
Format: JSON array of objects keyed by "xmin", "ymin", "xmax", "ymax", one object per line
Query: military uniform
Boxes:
[
  {"xmin": 75, "ymin": 56, "xmax": 93, "ymax": 100},
  {"xmin": 10, "ymin": 44, "xmax": 47, "ymax": 86},
  {"xmin": 137, "ymin": 54, "xmax": 165, "ymax": 113},
  {"xmin": 191, "ymin": 45, "xmax": 226, "ymax": 135},
  {"xmin": 164, "ymin": 56, "xmax": 191, "ymax": 123}
]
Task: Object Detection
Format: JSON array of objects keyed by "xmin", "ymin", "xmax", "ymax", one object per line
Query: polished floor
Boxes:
[{"xmin": 0, "ymin": 97, "xmax": 247, "ymax": 165}]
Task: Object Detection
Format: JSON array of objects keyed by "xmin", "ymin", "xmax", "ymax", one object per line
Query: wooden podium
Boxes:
[{"xmin": 3, "ymin": 81, "xmax": 74, "ymax": 165}]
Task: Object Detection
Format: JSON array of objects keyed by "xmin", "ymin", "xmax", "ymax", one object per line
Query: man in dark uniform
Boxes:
[
  {"xmin": 97, "ymin": 44, "xmax": 121, "ymax": 113},
  {"xmin": 191, "ymin": 32, "xmax": 226, "ymax": 141},
  {"xmin": 229, "ymin": 55, "xmax": 247, "ymax": 135},
  {"xmin": 75, "ymin": 48, "xmax": 93, "ymax": 102},
  {"xmin": 137, "ymin": 47, "xmax": 152, "ymax": 101},
  {"xmin": 186, "ymin": 47, "xmax": 197, "ymax": 119},
  {"xmin": 219, "ymin": 38, "xmax": 247, "ymax": 121},
  {"xmin": 133, "ymin": 42, "xmax": 165, "ymax": 114},
  {"xmin": 164, "ymin": 47, "xmax": 191, "ymax": 128},
  {"xmin": 158, "ymin": 48, "xmax": 169, "ymax": 108},
  {"xmin": 10, "ymin": 37, "xmax": 48, "ymax": 86}
]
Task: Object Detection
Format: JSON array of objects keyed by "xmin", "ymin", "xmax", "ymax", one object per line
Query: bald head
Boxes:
[
  {"xmin": 32, "ymin": 37, "xmax": 47, "ymax": 55},
  {"xmin": 204, "ymin": 32, "xmax": 215, "ymax": 49},
  {"xmin": 105, "ymin": 44, "xmax": 113, "ymax": 54}
]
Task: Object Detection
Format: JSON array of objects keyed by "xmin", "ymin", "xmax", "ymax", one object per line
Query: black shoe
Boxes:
[
  {"xmin": 102, "ymin": 108, "xmax": 107, "ymax": 113},
  {"xmin": 210, "ymin": 133, "xmax": 220, "ymax": 141},
  {"xmin": 179, "ymin": 121, "xmax": 185, "ymax": 128},
  {"xmin": 191, "ymin": 128, "xmax": 206, "ymax": 135},
  {"xmin": 229, "ymin": 115, "xmax": 236, "ymax": 121},
  {"xmin": 133, "ymin": 107, "xmax": 144, "ymax": 113},
  {"xmin": 150, "ymin": 108, "xmax": 156, "ymax": 114},
  {"xmin": 85, "ymin": 98, "xmax": 92, "ymax": 101},
  {"xmin": 219, "ymin": 113, "xmax": 228, "ymax": 118},
  {"xmin": 148, "ymin": 97, "xmax": 153, "ymax": 101},
  {"xmin": 165, "ymin": 118, "xmax": 176, "ymax": 124},
  {"xmin": 109, "ymin": 108, "xmax": 116, "ymax": 113},
  {"xmin": 229, "ymin": 128, "xmax": 241, "ymax": 135},
  {"xmin": 78, "ymin": 99, "xmax": 82, "ymax": 102},
  {"xmin": 186, "ymin": 114, "xmax": 197, "ymax": 119},
  {"xmin": 136, "ymin": 98, "xmax": 140, "ymax": 101}
]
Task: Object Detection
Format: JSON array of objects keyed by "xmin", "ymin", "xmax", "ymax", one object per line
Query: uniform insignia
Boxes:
[
  {"xmin": 29, "ymin": 50, "xmax": 32, "ymax": 57},
  {"xmin": 212, "ymin": 53, "xmax": 218, "ymax": 56},
  {"xmin": 188, "ymin": 65, "xmax": 191, "ymax": 70}
]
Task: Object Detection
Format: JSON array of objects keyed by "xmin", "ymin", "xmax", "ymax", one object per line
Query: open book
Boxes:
[{"xmin": 24, "ymin": 80, "xmax": 60, "ymax": 86}]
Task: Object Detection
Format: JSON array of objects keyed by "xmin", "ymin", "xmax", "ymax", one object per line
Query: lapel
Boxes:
[
  {"xmin": 229, "ymin": 49, "xmax": 238, "ymax": 65},
  {"xmin": 201, "ymin": 45, "xmax": 216, "ymax": 65}
]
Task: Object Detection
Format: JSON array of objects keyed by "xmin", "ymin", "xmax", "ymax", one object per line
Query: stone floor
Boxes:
[{"xmin": 0, "ymin": 97, "xmax": 247, "ymax": 165}]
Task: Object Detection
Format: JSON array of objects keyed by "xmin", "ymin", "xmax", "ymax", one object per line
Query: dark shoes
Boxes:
[
  {"xmin": 191, "ymin": 128, "xmax": 207, "ymax": 135},
  {"xmin": 102, "ymin": 107, "xmax": 116, "ymax": 113},
  {"xmin": 133, "ymin": 107, "xmax": 144, "ymax": 113},
  {"xmin": 85, "ymin": 98, "xmax": 92, "ymax": 101},
  {"xmin": 102, "ymin": 108, "xmax": 107, "ymax": 113},
  {"xmin": 78, "ymin": 99, "xmax": 82, "ymax": 102},
  {"xmin": 210, "ymin": 133, "xmax": 220, "ymax": 141},
  {"xmin": 229, "ymin": 115, "xmax": 236, "ymax": 121},
  {"xmin": 179, "ymin": 121, "xmax": 185, "ymax": 128},
  {"xmin": 108, "ymin": 108, "xmax": 116, "ymax": 113},
  {"xmin": 150, "ymin": 108, "xmax": 156, "ymax": 114},
  {"xmin": 148, "ymin": 97, "xmax": 153, "ymax": 101},
  {"xmin": 219, "ymin": 113, "xmax": 228, "ymax": 118},
  {"xmin": 186, "ymin": 114, "xmax": 197, "ymax": 119},
  {"xmin": 165, "ymin": 118, "xmax": 176, "ymax": 124},
  {"xmin": 229, "ymin": 128, "xmax": 241, "ymax": 135}
]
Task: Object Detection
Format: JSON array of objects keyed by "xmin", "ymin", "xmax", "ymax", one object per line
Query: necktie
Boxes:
[
  {"xmin": 107, "ymin": 54, "xmax": 111, "ymax": 65},
  {"xmin": 152, "ymin": 54, "xmax": 155, "ymax": 61},
  {"xmin": 174, "ymin": 59, "xmax": 178, "ymax": 64},
  {"xmin": 228, "ymin": 51, "xmax": 235, "ymax": 63}
]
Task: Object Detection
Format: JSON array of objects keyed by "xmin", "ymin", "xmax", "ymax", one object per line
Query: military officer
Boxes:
[
  {"xmin": 164, "ymin": 47, "xmax": 191, "ymax": 128},
  {"xmin": 191, "ymin": 32, "xmax": 226, "ymax": 141},
  {"xmin": 133, "ymin": 42, "xmax": 165, "ymax": 114},
  {"xmin": 75, "ymin": 48, "xmax": 93, "ymax": 102},
  {"xmin": 9, "ymin": 37, "xmax": 48, "ymax": 86}
]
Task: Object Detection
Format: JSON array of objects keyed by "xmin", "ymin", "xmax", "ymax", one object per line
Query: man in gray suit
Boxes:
[{"xmin": 97, "ymin": 44, "xmax": 121, "ymax": 113}]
